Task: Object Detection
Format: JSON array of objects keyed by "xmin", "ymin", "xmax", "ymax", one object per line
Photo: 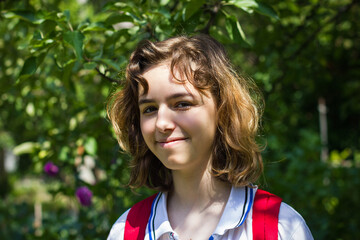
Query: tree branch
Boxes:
[
  {"xmin": 199, "ymin": 1, "xmax": 221, "ymax": 34},
  {"xmin": 95, "ymin": 67, "xmax": 120, "ymax": 84}
]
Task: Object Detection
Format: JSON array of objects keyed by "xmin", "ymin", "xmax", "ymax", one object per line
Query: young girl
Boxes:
[{"xmin": 107, "ymin": 35, "xmax": 313, "ymax": 240}]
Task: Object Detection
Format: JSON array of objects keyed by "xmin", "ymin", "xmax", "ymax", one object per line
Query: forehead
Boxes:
[{"xmin": 138, "ymin": 64, "xmax": 198, "ymax": 97}]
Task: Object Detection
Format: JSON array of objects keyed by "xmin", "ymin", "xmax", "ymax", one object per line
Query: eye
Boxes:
[
  {"xmin": 174, "ymin": 101, "xmax": 192, "ymax": 110},
  {"xmin": 142, "ymin": 106, "xmax": 157, "ymax": 114}
]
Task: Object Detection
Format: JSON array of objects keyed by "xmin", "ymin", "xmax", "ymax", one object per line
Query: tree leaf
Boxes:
[
  {"xmin": 222, "ymin": 11, "xmax": 248, "ymax": 43},
  {"xmin": 183, "ymin": 0, "xmax": 206, "ymax": 21},
  {"xmin": 236, "ymin": 20, "xmax": 247, "ymax": 43},
  {"xmin": 209, "ymin": 26, "xmax": 232, "ymax": 44},
  {"xmin": 229, "ymin": 0, "xmax": 279, "ymax": 20},
  {"xmin": 82, "ymin": 22, "xmax": 107, "ymax": 32},
  {"xmin": 40, "ymin": 20, "xmax": 57, "ymax": 37},
  {"xmin": 59, "ymin": 146, "xmax": 70, "ymax": 161},
  {"xmin": 20, "ymin": 57, "xmax": 37, "ymax": 76},
  {"xmin": 63, "ymin": 31, "xmax": 85, "ymax": 60},
  {"xmin": 160, "ymin": 0, "xmax": 171, "ymax": 6},
  {"xmin": 105, "ymin": 13, "xmax": 133, "ymax": 25},
  {"xmin": 225, "ymin": 18, "xmax": 234, "ymax": 41},
  {"xmin": 84, "ymin": 62, "xmax": 97, "ymax": 70},
  {"xmin": 2, "ymin": 10, "xmax": 40, "ymax": 23},
  {"xmin": 100, "ymin": 58, "xmax": 125, "ymax": 72},
  {"xmin": 64, "ymin": 10, "xmax": 70, "ymax": 22},
  {"xmin": 84, "ymin": 137, "xmax": 97, "ymax": 156},
  {"xmin": 36, "ymin": 52, "xmax": 47, "ymax": 66},
  {"xmin": 13, "ymin": 142, "xmax": 40, "ymax": 155}
]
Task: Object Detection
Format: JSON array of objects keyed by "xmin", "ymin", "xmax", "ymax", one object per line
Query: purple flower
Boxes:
[
  {"xmin": 44, "ymin": 161, "xmax": 59, "ymax": 176},
  {"xmin": 76, "ymin": 186, "xmax": 92, "ymax": 206}
]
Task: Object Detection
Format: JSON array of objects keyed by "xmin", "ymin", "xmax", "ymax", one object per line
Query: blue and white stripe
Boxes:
[
  {"xmin": 148, "ymin": 192, "xmax": 162, "ymax": 240},
  {"xmin": 236, "ymin": 186, "xmax": 253, "ymax": 227}
]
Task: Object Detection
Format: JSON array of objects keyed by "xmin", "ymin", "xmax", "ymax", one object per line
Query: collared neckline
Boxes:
[
  {"xmin": 212, "ymin": 186, "xmax": 255, "ymax": 236},
  {"xmin": 147, "ymin": 186, "xmax": 256, "ymax": 239}
]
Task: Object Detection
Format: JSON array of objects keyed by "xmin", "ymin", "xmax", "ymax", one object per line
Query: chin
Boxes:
[{"xmin": 160, "ymin": 158, "xmax": 189, "ymax": 170}]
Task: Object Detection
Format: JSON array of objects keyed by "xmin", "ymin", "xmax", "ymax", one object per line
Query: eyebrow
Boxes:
[{"xmin": 138, "ymin": 93, "xmax": 194, "ymax": 105}]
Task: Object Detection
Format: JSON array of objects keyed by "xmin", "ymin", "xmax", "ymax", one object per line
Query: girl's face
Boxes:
[{"xmin": 139, "ymin": 64, "xmax": 217, "ymax": 173}]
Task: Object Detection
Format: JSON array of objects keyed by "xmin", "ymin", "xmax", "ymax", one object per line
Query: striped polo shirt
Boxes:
[{"xmin": 107, "ymin": 186, "xmax": 313, "ymax": 240}]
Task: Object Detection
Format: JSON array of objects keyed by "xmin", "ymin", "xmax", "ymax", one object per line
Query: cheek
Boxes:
[
  {"xmin": 140, "ymin": 118, "xmax": 154, "ymax": 141},
  {"xmin": 181, "ymin": 111, "xmax": 216, "ymax": 137},
  {"xmin": 197, "ymin": 108, "xmax": 217, "ymax": 140}
]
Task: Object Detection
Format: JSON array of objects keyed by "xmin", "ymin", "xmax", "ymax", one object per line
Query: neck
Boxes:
[
  {"xmin": 166, "ymin": 161, "xmax": 232, "ymax": 240},
  {"xmin": 169, "ymin": 162, "xmax": 231, "ymax": 209}
]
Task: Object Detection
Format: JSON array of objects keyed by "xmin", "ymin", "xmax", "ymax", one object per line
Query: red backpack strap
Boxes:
[
  {"xmin": 252, "ymin": 189, "xmax": 282, "ymax": 240},
  {"xmin": 124, "ymin": 193, "xmax": 158, "ymax": 240}
]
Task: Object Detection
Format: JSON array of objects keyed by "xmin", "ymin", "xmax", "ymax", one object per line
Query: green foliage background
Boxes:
[{"xmin": 0, "ymin": 0, "xmax": 359, "ymax": 239}]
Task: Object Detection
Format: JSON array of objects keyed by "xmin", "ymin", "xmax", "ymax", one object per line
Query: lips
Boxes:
[{"xmin": 156, "ymin": 137, "xmax": 188, "ymax": 147}]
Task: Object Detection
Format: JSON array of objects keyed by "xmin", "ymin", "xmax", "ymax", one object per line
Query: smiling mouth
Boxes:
[{"xmin": 157, "ymin": 138, "xmax": 188, "ymax": 147}]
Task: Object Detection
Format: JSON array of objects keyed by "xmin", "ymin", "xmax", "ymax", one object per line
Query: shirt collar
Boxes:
[
  {"xmin": 212, "ymin": 186, "xmax": 255, "ymax": 235},
  {"xmin": 148, "ymin": 186, "xmax": 256, "ymax": 239},
  {"xmin": 148, "ymin": 192, "xmax": 173, "ymax": 240}
]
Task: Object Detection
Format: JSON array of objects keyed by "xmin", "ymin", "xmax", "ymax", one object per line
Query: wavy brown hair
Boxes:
[{"xmin": 107, "ymin": 34, "xmax": 264, "ymax": 191}]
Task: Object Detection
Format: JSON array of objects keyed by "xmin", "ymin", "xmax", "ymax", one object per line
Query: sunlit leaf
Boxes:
[
  {"xmin": 13, "ymin": 142, "xmax": 40, "ymax": 155},
  {"xmin": 59, "ymin": 146, "xmax": 70, "ymax": 161},
  {"xmin": 222, "ymin": 12, "xmax": 249, "ymax": 44},
  {"xmin": 229, "ymin": 0, "xmax": 279, "ymax": 20},
  {"xmin": 82, "ymin": 22, "xmax": 107, "ymax": 32},
  {"xmin": 84, "ymin": 137, "xmax": 97, "ymax": 156},
  {"xmin": 236, "ymin": 20, "xmax": 247, "ymax": 42},
  {"xmin": 160, "ymin": 0, "xmax": 171, "ymax": 6}
]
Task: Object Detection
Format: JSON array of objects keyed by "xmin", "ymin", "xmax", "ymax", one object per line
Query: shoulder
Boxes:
[
  {"xmin": 107, "ymin": 208, "xmax": 130, "ymax": 240},
  {"xmin": 278, "ymin": 202, "xmax": 314, "ymax": 240},
  {"xmin": 107, "ymin": 193, "xmax": 159, "ymax": 240},
  {"xmin": 251, "ymin": 188, "xmax": 313, "ymax": 240}
]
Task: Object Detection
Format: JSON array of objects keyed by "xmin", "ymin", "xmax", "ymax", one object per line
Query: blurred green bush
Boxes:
[{"xmin": 0, "ymin": 0, "xmax": 359, "ymax": 239}]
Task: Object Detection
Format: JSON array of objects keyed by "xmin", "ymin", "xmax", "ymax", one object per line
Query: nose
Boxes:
[{"xmin": 155, "ymin": 105, "xmax": 175, "ymax": 133}]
